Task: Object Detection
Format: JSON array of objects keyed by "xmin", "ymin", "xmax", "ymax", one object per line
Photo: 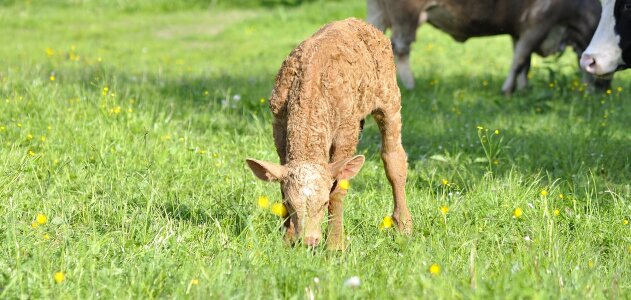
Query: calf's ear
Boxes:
[
  {"xmin": 329, "ymin": 155, "xmax": 365, "ymax": 180},
  {"xmin": 245, "ymin": 159, "xmax": 287, "ymax": 182}
]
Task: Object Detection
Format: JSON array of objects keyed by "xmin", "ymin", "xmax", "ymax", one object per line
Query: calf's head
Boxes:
[
  {"xmin": 245, "ymin": 156, "xmax": 365, "ymax": 247},
  {"xmin": 581, "ymin": 0, "xmax": 631, "ymax": 76}
]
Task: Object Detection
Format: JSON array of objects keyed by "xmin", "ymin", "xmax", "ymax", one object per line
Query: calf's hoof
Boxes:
[
  {"xmin": 326, "ymin": 239, "xmax": 346, "ymax": 251},
  {"xmin": 393, "ymin": 213, "xmax": 413, "ymax": 235},
  {"xmin": 283, "ymin": 231, "xmax": 297, "ymax": 246}
]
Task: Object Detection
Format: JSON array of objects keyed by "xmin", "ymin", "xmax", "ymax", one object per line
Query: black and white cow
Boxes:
[
  {"xmin": 581, "ymin": 0, "xmax": 631, "ymax": 76},
  {"xmin": 368, "ymin": 0, "xmax": 610, "ymax": 94}
]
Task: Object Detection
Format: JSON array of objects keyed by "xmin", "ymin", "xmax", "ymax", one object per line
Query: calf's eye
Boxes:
[{"xmin": 330, "ymin": 180, "xmax": 338, "ymax": 193}]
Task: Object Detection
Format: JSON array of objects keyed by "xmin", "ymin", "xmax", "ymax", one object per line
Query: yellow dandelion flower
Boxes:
[
  {"xmin": 191, "ymin": 278, "xmax": 199, "ymax": 285},
  {"xmin": 257, "ymin": 196, "xmax": 270, "ymax": 209},
  {"xmin": 40, "ymin": 136, "xmax": 46, "ymax": 142},
  {"xmin": 616, "ymin": 87, "xmax": 623, "ymax": 93},
  {"xmin": 45, "ymin": 47, "xmax": 55, "ymax": 57},
  {"xmin": 31, "ymin": 221, "xmax": 39, "ymax": 228},
  {"xmin": 36, "ymin": 213, "xmax": 47, "ymax": 225},
  {"xmin": 440, "ymin": 205, "xmax": 449, "ymax": 215},
  {"xmin": 441, "ymin": 179, "xmax": 449, "ymax": 186},
  {"xmin": 380, "ymin": 216, "xmax": 394, "ymax": 229},
  {"xmin": 559, "ymin": 193, "xmax": 564, "ymax": 199},
  {"xmin": 338, "ymin": 179, "xmax": 350, "ymax": 190},
  {"xmin": 588, "ymin": 260, "xmax": 595, "ymax": 269},
  {"xmin": 513, "ymin": 207, "xmax": 523, "ymax": 218},
  {"xmin": 26, "ymin": 134, "xmax": 33, "ymax": 140},
  {"xmin": 494, "ymin": 129, "xmax": 500, "ymax": 135},
  {"xmin": 43, "ymin": 234, "xmax": 50, "ymax": 240},
  {"xmin": 606, "ymin": 89, "xmax": 612, "ymax": 95},
  {"xmin": 109, "ymin": 106, "xmax": 122, "ymax": 114},
  {"xmin": 0, "ymin": 126, "xmax": 5, "ymax": 132},
  {"xmin": 553, "ymin": 209, "xmax": 560, "ymax": 217},
  {"xmin": 50, "ymin": 75, "xmax": 55, "ymax": 81},
  {"xmin": 54, "ymin": 272, "xmax": 65, "ymax": 283},
  {"xmin": 28, "ymin": 150, "xmax": 36, "ymax": 157},
  {"xmin": 624, "ymin": 219, "xmax": 629, "ymax": 225},
  {"xmin": 203, "ymin": 90, "xmax": 209, "ymax": 96},
  {"xmin": 540, "ymin": 190, "xmax": 548, "ymax": 197},
  {"xmin": 260, "ymin": 98, "xmax": 266, "ymax": 104},
  {"xmin": 429, "ymin": 263, "xmax": 441, "ymax": 275},
  {"xmin": 271, "ymin": 202, "xmax": 288, "ymax": 217},
  {"xmin": 102, "ymin": 87, "xmax": 109, "ymax": 96}
]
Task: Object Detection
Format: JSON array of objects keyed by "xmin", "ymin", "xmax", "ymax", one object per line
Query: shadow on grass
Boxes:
[
  {"xmin": 143, "ymin": 69, "xmax": 631, "ymax": 189},
  {"xmin": 160, "ymin": 202, "xmax": 214, "ymax": 225},
  {"xmin": 53, "ymin": 64, "xmax": 631, "ymax": 196}
]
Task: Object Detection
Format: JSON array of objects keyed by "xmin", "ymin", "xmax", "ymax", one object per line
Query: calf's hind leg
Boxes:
[{"xmin": 373, "ymin": 109, "xmax": 412, "ymax": 233}]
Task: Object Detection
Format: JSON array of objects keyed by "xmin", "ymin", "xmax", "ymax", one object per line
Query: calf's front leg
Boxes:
[
  {"xmin": 326, "ymin": 188, "xmax": 347, "ymax": 250},
  {"xmin": 326, "ymin": 126, "xmax": 360, "ymax": 250}
]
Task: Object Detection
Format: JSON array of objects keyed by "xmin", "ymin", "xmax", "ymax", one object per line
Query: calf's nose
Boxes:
[
  {"xmin": 304, "ymin": 236, "xmax": 321, "ymax": 247},
  {"xmin": 580, "ymin": 53, "xmax": 597, "ymax": 74}
]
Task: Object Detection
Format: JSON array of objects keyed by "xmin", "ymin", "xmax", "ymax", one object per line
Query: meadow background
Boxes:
[{"xmin": 1, "ymin": 0, "xmax": 630, "ymax": 298}]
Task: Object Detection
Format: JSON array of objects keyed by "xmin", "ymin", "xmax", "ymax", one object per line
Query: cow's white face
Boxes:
[{"xmin": 581, "ymin": 0, "xmax": 631, "ymax": 76}]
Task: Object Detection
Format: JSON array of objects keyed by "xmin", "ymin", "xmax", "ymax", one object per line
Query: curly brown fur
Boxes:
[{"xmin": 246, "ymin": 18, "xmax": 412, "ymax": 250}]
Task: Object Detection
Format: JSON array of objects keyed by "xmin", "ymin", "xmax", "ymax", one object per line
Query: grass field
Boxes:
[{"xmin": 1, "ymin": 0, "xmax": 630, "ymax": 298}]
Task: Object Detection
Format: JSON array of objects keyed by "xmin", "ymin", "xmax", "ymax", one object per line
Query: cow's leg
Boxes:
[
  {"xmin": 366, "ymin": 0, "xmax": 387, "ymax": 31},
  {"xmin": 517, "ymin": 55, "xmax": 531, "ymax": 90},
  {"xmin": 326, "ymin": 124, "xmax": 361, "ymax": 251},
  {"xmin": 390, "ymin": 8, "xmax": 422, "ymax": 90},
  {"xmin": 503, "ymin": 28, "xmax": 548, "ymax": 95},
  {"xmin": 373, "ymin": 108, "xmax": 412, "ymax": 233},
  {"xmin": 511, "ymin": 37, "xmax": 531, "ymax": 90}
]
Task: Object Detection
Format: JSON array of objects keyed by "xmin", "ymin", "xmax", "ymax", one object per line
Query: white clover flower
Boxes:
[{"xmin": 343, "ymin": 276, "xmax": 361, "ymax": 288}]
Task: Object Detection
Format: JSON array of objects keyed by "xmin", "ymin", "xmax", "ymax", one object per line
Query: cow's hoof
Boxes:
[
  {"xmin": 402, "ymin": 77, "xmax": 415, "ymax": 90},
  {"xmin": 501, "ymin": 83, "xmax": 515, "ymax": 96}
]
